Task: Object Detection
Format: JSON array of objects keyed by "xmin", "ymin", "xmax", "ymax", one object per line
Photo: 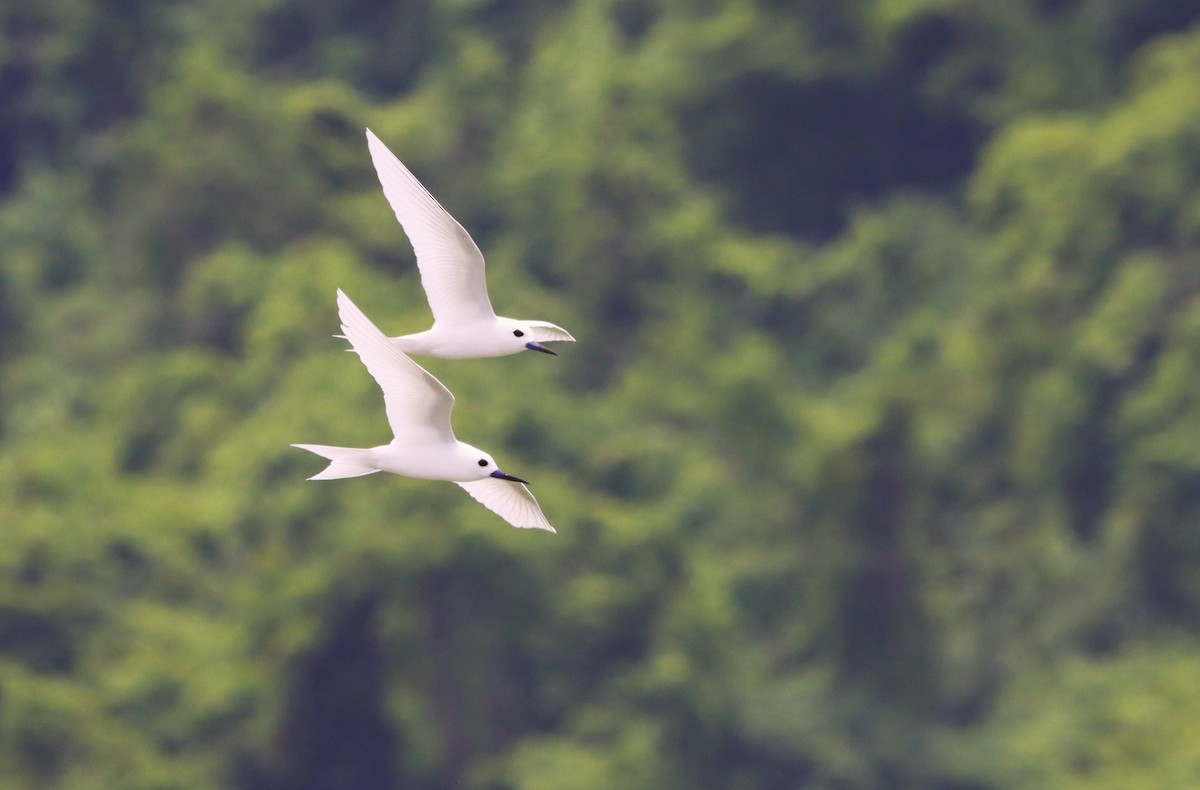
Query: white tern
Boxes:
[
  {"xmin": 365, "ymin": 128, "xmax": 575, "ymax": 358},
  {"xmin": 293, "ymin": 289, "xmax": 556, "ymax": 532}
]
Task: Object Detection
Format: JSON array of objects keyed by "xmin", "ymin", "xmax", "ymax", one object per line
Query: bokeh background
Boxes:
[{"xmin": 4, "ymin": 1, "xmax": 1200, "ymax": 787}]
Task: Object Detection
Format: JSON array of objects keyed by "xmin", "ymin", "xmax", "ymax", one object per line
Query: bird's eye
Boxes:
[
  {"xmin": 478, "ymin": 459, "xmax": 489, "ymax": 467},
  {"xmin": 513, "ymin": 330, "xmax": 524, "ymax": 338}
]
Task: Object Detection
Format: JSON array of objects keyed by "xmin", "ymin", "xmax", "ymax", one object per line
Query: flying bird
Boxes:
[
  {"xmin": 293, "ymin": 289, "xmax": 556, "ymax": 532},
  {"xmin": 365, "ymin": 127, "xmax": 575, "ymax": 358}
]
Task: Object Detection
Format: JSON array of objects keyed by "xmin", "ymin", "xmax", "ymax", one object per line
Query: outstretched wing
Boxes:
[
  {"xmin": 524, "ymin": 320, "xmax": 576, "ymax": 344},
  {"xmin": 337, "ymin": 289, "xmax": 456, "ymax": 443},
  {"xmin": 456, "ymin": 479, "xmax": 556, "ymax": 532},
  {"xmin": 365, "ymin": 128, "xmax": 495, "ymax": 324}
]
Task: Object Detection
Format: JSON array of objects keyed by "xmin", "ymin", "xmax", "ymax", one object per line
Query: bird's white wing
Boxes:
[
  {"xmin": 457, "ymin": 479, "xmax": 556, "ymax": 532},
  {"xmin": 337, "ymin": 289, "xmax": 456, "ymax": 443},
  {"xmin": 365, "ymin": 128, "xmax": 495, "ymax": 324},
  {"xmin": 524, "ymin": 320, "xmax": 576, "ymax": 344}
]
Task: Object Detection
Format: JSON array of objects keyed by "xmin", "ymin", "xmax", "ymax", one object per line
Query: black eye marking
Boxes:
[
  {"xmin": 513, "ymin": 330, "xmax": 525, "ymax": 338},
  {"xmin": 478, "ymin": 459, "xmax": 489, "ymax": 467}
]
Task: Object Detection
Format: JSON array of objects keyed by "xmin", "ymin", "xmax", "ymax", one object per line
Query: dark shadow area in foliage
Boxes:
[
  {"xmin": 63, "ymin": 0, "xmax": 165, "ymax": 130},
  {"xmin": 414, "ymin": 538, "xmax": 556, "ymax": 786},
  {"xmin": 1064, "ymin": 337, "xmax": 1162, "ymax": 544},
  {"xmin": 1108, "ymin": 0, "xmax": 1200, "ymax": 59},
  {"xmin": 610, "ymin": 0, "xmax": 658, "ymax": 43},
  {"xmin": 254, "ymin": 0, "xmax": 434, "ymax": 96},
  {"xmin": 0, "ymin": 63, "xmax": 25, "ymax": 197},
  {"xmin": 1137, "ymin": 478, "xmax": 1200, "ymax": 624},
  {"xmin": 264, "ymin": 597, "xmax": 399, "ymax": 790},
  {"xmin": 0, "ymin": 607, "xmax": 78, "ymax": 674},
  {"xmin": 0, "ymin": 268, "xmax": 20, "ymax": 377},
  {"xmin": 833, "ymin": 408, "xmax": 934, "ymax": 709},
  {"xmin": 681, "ymin": 16, "xmax": 984, "ymax": 240}
]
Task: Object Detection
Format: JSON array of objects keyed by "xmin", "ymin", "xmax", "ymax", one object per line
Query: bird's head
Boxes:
[
  {"xmin": 470, "ymin": 451, "xmax": 530, "ymax": 485},
  {"xmin": 497, "ymin": 317, "xmax": 574, "ymax": 356}
]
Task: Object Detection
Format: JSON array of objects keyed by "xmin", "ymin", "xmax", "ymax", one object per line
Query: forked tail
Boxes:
[{"xmin": 291, "ymin": 444, "xmax": 380, "ymax": 480}]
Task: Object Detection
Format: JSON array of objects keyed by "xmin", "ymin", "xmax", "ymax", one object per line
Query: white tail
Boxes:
[{"xmin": 291, "ymin": 444, "xmax": 380, "ymax": 480}]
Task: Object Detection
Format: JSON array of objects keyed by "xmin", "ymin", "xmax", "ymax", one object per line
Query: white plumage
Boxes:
[
  {"xmin": 365, "ymin": 128, "xmax": 575, "ymax": 359},
  {"xmin": 293, "ymin": 289, "xmax": 556, "ymax": 533}
]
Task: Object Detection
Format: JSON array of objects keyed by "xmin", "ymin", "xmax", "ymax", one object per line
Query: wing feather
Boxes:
[
  {"xmin": 337, "ymin": 289, "xmax": 456, "ymax": 443},
  {"xmin": 365, "ymin": 129, "xmax": 495, "ymax": 324},
  {"xmin": 524, "ymin": 320, "xmax": 576, "ymax": 344},
  {"xmin": 456, "ymin": 479, "xmax": 556, "ymax": 532}
]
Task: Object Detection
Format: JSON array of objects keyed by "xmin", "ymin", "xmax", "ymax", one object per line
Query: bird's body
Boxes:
[
  {"xmin": 293, "ymin": 290, "xmax": 556, "ymax": 532},
  {"xmin": 365, "ymin": 128, "xmax": 575, "ymax": 359},
  {"xmin": 295, "ymin": 441, "xmax": 494, "ymax": 482}
]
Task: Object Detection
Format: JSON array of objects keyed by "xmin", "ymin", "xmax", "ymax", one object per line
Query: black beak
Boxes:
[
  {"xmin": 490, "ymin": 469, "xmax": 530, "ymax": 485},
  {"xmin": 525, "ymin": 341, "xmax": 557, "ymax": 356}
]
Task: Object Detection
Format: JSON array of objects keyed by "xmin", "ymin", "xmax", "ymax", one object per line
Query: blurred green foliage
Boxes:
[{"xmin": 3, "ymin": 0, "xmax": 1200, "ymax": 787}]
